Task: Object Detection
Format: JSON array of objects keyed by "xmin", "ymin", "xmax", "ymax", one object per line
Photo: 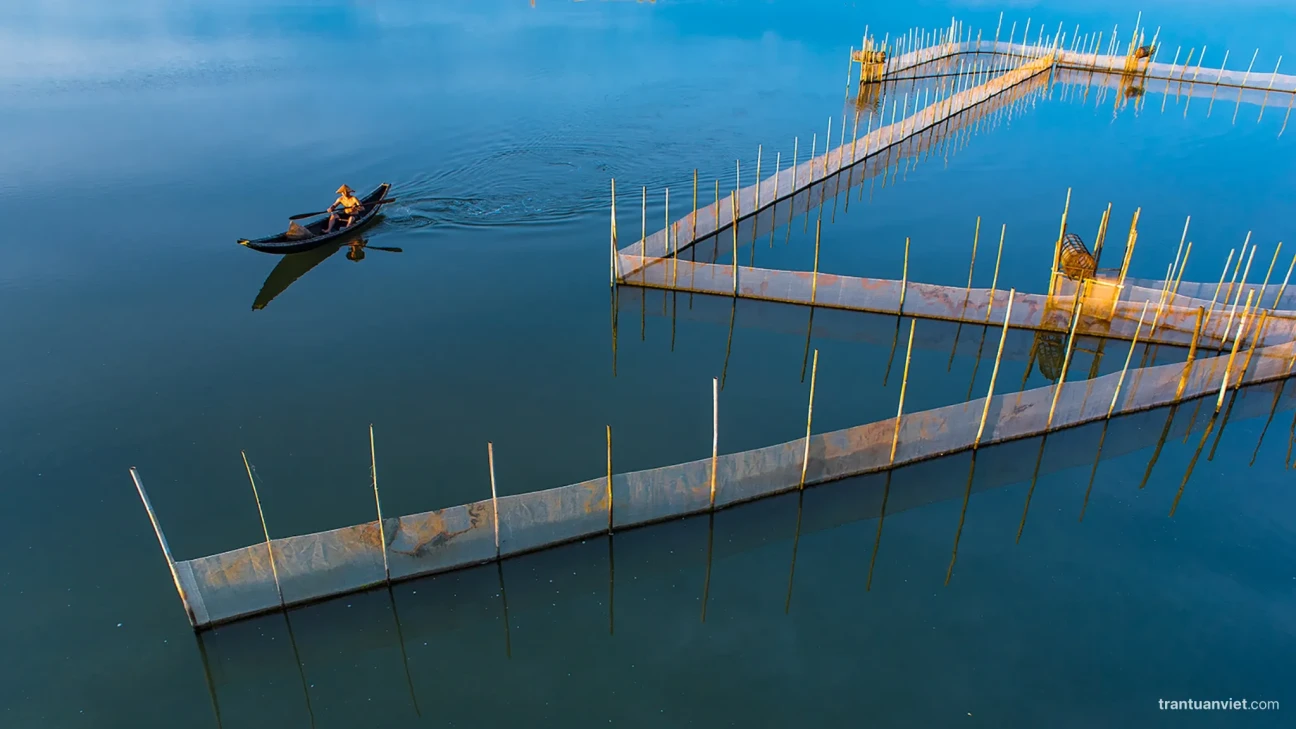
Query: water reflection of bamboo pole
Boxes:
[
  {"xmin": 945, "ymin": 453, "xmax": 978, "ymax": 585},
  {"xmin": 607, "ymin": 535, "xmax": 614, "ymax": 636},
  {"xmin": 1138, "ymin": 404, "xmax": 1179, "ymax": 489},
  {"xmin": 1109, "ymin": 302, "xmax": 1151, "ymax": 417},
  {"xmin": 799, "ymin": 350, "xmax": 820, "ymax": 489},
  {"xmin": 282, "ymin": 611, "xmax": 317, "ymax": 728},
  {"xmin": 241, "ymin": 451, "xmax": 285, "ymax": 606},
  {"xmin": 1170, "ymin": 414, "xmax": 1217, "ymax": 517},
  {"xmin": 1209, "ymin": 388, "xmax": 1237, "ymax": 462},
  {"xmin": 1079, "ymin": 419, "xmax": 1110, "ymax": 522},
  {"xmin": 610, "ymin": 286, "xmax": 618, "ymax": 377},
  {"xmin": 1016, "ymin": 436, "xmax": 1047, "ymax": 543},
  {"xmin": 785, "ymin": 488, "xmax": 804, "ymax": 614},
  {"xmin": 866, "ymin": 471, "xmax": 891, "ymax": 591},
  {"xmin": 386, "ymin": 585, "xmax": 422, "ymax": 718},
  {"xmin": 495, "ymin": 561, "xmax": 512, "ymax": 658},
  {"xmin": 975, "ymin": 290, "xmax": 1015, "ymax": 447},
  {"xmin": 1250, "ymin": 379, "xmax": 1288, "ymax": 467},
  {"xmin": 195, "ymin": 635, "xmax": 225, "ymax": 729},
  {"xmin": 701, "ymin": 511, "xmax": 714, "ymax": 622},
  {"xmin": 891, "ymin": 319, "xmax": 916, "ymax": 463}
]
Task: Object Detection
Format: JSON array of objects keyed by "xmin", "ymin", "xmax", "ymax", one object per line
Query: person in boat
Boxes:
[{"xmin": 325, "ymin": 185, "xmax": 365, "ymax": 234}]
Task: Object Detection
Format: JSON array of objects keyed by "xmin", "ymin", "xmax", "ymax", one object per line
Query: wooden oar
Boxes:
[{"xmin": 289, "ymin": 198, "xmax": 398, "ymax": 221}]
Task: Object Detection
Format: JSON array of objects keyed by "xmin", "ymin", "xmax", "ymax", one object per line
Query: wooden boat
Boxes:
[{"xmin": 238, "ymin": 183, "xmax": 391, "ymax": 254}]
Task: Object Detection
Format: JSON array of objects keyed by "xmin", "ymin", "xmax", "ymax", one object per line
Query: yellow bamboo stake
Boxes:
[
  {"xmin": 899, "ymin": 237, "xmax": 910, "ymax": 312},
  {"xmin": 1239, "ymin": 310, "xmax": 1270, "ymax": 385},
  {"xmin": 798, "ymin": 350, "xmax": 820, "ymax": 489},
  {"xmin": 128, "ymin": 468, "xmax": 197, "ymax": 626},
  {"xmin": 487, "ymin": 441, "xmax": 500, "ymax": 556},
  {"xmin": 986, "ymin": 224, "xmax": 1005, "ymax": 320},
  {"xmin": 966, "ymin": 216, "xmax": 981, "ymax": 290},
  {"xmin": 1109, "ymin": 303, "xmax": 1152, "ymax": 417},
  {"xmin": 1273, "ymin": 252, "xmax": 1295, "ymax": 308},
  {"xmin": 1050, "ymin": 188, "xmax": 1072, "ymax": 295},
  {"xmin": 811, "ymin": 219, "xmax": 822, "ymax": 304},
  {"xmin": 606, "ymin": 425, "xmax": 614, "ymax": 531},
  {"xmin": 241, "ymin": 451, "xmax": 284, "ymax": 606},
  {"xmin": 610, "ymin": 179, "xmax": 618, "ymax": 285},
  {"xmin": 370, "ymin": 424, "xmax": 390, "ymax": 581},
  {"xmin": 975, "ymin": 289, "xmax": 1015, "ymax": 448},
  {"xmin": 710, "ymin": 378, "xmax": 718, "ymax": 507},
  {"xmin": 730, "ymin": 191, "xmax": 740, "ymax": 296},
  {"xmin": 1203, "ymin": 249, "xmax": 1235, "ymax": 332},
  {"xmin": 1215, "ymin": 290, "xmax": 1255, "ymax": 413},
  {"xmin": 639, "ymin": 186, "xmax": 647, "ymax": 272},
  {"xmin": 1171, "ymin": 241, "xmax": 1193, "ymax": 298},
  {"xmin": 691, "ymin": 169, "xmax": 698, "ymax": 240},
  {"xmin": 1222, "ymin": 243, "xmax": 1257, "ymax": 343},
  {"xmin": 1175, "ymin": 307, "xmax": 1207, "ymax": 401},
  {"xmin": 891, "ymin": 319, "xmax": 916, "ymax": 463},
  {"xmin": 1117, "ymin": 207, "xmax": 1141, "ymax": 287},
  {"xmin": 1258, "ymin": 241, "xmax": 1283, "ymax": 306}
]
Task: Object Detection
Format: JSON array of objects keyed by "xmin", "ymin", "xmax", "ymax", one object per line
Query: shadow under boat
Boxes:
[{"xmin": 251, "ymin": 237, "xmax": 402, "ymax": 311}]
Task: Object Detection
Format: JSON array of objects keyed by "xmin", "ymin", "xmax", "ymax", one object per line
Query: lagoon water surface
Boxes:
[{"xmin": 2, "ymin": 1, "xmax": 1295, "ymax": 727}]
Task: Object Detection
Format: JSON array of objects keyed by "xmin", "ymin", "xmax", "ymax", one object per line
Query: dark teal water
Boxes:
[{"xmin": 2, "ymin": 1, "xmax": 1295, "ymax": 726}]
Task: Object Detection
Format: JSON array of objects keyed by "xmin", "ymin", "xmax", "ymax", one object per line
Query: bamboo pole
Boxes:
[
  {"xmin": 811, "ymin": 219, "xmax": 822, "ymax": 304},
  {"xmin": 1215, "ymin": 290, "xmax": 1255, "ymax": 413},
  {"xmin": 730, "ymin": 191, "xmax": 740, "ymax": 296},
  {"xmin": 975, "ymin": 289, "xmax": 1015, "ymax": 448},
  {"xmin": 798, "ymin": 350, "xmax": 819, "ymax": 489},
  {"xmin": 241, "ymin": 451, "xmax": 285, "ymax": 606},
  {"xmin": 691, "ymin": 169, "xmax": 698, "ymax": 240},
  {"xmin": 899, "ymin": 236, "xmax": 910, "ymax": 312},
  {"xmin": 128, "ymin": 467, "xmax": 196, "ymax": 625},
  {"xmin": 370, "ymin": 424, "xmax": 390, "ymax": 581},
  {"xmin": 1117, "ymin": 207, "xmax": 1141, "ymax": 287},
  {"xmin": 755, "ymin": 145, "xmax": 762, "ymax": 206},
  {"xmin": 1175, "ymin": 307, "xmax": 1206, "ymax": 400},
  {"xmin": 487, "ymin": 441, "xmax": 500, "ymax": 556},
  {"xmin": 1240, "ymin": 310, "xmax": 1270, "ymax": 383},
  {"xmin": 1046, "ymin": 294, "xmax": 1085, "ymax": 428},
  {"xmin": 791, "ymin": 136, "xmax": 798, "ymax": 189},
  {"xmin": 606, "ymin": 425, "xmax": 613, "ymax": 531},
  {"xmin": 891, "ymin": 319, "xmax": 916, "ymax": 463},
  {"xmin": 1203, "ymin": 248, "xmax": 1236, "ymax": 331},
  {"xmin": 610, "ymin": 179, "xmax": 618, "ymax": 285},
  {"xmin": 986, "ymin": 224, "xmax": 1006, "ymax": 320},
  {"xmin": 1109, "ymin": 302, "xmax": 1151, "ymax": 417},
  {"xmin": 966, "ymin": 216, "xmax": 981, "ymax": 291},
  {"xmin": 1050, "ymin": 188, "xmax": 1072, "ymax": 295},
  {"xmin": 1171, "ymin": 242, "xmax": 1193, "ymax": 298},
  {"xmin": 639, "ymin": 186, "xmax": 647, "ymax": 273},
  {"xmin": 1258, "ymin": 242, "xmax": 1283, "ymax": 306},
  {"xmin": 1273, "ymin": 252, "xmax": 1295, "ymax": 308},
  {"xmin": 1222, "ymin": 243, "xmax": 1256, "ymax": 343},
  {"xmin": 710, "ymin": 377, "xmax": 718, "ymax": 507}
]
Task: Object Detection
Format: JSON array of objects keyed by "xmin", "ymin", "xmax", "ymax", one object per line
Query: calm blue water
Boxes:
[{"xmin": 2, "ymin": 1, "xmax": 1295, "ymax": 726}]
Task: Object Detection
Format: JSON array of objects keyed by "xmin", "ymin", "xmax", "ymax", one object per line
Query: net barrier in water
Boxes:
[{"xmin": 140, "ymin": 312, "xmax": 1294, "ymax": 628}]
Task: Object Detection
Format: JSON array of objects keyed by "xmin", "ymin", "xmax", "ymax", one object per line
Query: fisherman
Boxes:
[{"xmin": 325, "ymin": 185, "xmax": 364, "ymax": 234}]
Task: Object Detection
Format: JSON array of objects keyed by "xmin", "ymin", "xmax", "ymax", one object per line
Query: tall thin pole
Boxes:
[
  {"xmin": 891, "ymin": 319, "xmax": 916, "ymax": 463},
  {"xmin": 610, "ymin": 179, "xmax": 618, "ymax": 285},
  {"xmin": 730, "ymin": 191, "xmax": 740, "ymax": 295},
  {"xmin": 975, "ymin": 290, "xmax": 1015, "ymax": 447},
  {"xmin": 370, "ymin": 424, "xmax": 390, "ymax": 582},
  {"xmin": 692, "ymin": 169, "xmax": 698, "ymax": 240},
  {"xmin": 242, "ymin": 451, "xmax": 284, "ymax": 606},
  {"xmin": 1216, "ymin": 290, "xmax": 1256, "ymax": 413},
  {"xmin": 606, "ymin": 426, "xmax": 614, "ymax": 531},
  {"xmin": 710, "ymin": 378, "xmax": 719, "ymax": 507},
  {"xmin": 798, "ymin": 350, "xmax": 820, "ymax": 489},
  {"xmin": 128, "ymin": 467, "xmax": 196, "ymax": 626},
  {"xmin": 487, "ymin": 442, "xmax": 500, "ymax": 556},
  {"xmin": 1110, "ymin": 303, "xmax": 1152, "ymax": 418}
]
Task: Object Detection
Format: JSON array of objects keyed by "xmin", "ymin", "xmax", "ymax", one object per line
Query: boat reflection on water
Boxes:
[{"xmin": 251, "ymin": 237, "xmax": 402, "ymax": 310}]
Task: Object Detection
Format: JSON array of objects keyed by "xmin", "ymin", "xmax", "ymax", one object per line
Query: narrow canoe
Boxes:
[{"xmin": 238, "ymin": 183, "xmax": 391, "ymax": 254}]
